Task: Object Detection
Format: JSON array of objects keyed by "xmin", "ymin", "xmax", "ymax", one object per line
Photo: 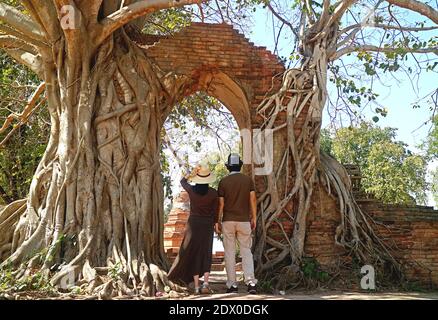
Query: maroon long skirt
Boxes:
[{"xmin": 168, "ymin": 215, "xmax": 214, "ymax": 285}]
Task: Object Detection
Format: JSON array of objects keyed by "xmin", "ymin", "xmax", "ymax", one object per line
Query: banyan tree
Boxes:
[{"xmin": 0, "ymin": 0, "xmax": 437, "ymax": 296}]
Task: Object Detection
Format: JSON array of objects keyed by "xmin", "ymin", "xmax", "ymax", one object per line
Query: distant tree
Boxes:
[
  {"xmin": 320, "ymin": 128, "xmax": 334, "ymax": 156},
  {"xmin": 426, "ymin": 115, "xmax": 438, "ymax": 157},
  {"xmin": 425, "ymin": 113, "xmax": 438, "ymax": 206},
  {"xmin": 0, "ymin": 51, "xmax": 49, "ymax": 204},
  {"xmin": 431, "ymin": 169, "xmax": 438, "ymax": 206},
  {"xmin": 323, "ymin": 122, "xmax": 428, "ymax": 204},
  {"xmin": 162, "ymin": 93, "xmax": 238, "ymax": 199}
]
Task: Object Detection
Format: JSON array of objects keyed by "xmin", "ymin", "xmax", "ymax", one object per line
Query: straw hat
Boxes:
[{"xmin": 188, "ymin": 165, "xmax": 216, "ymax": 184}]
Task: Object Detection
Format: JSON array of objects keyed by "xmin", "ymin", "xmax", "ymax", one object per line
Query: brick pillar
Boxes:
[{"xmin": 163, "ymin": 191, "xmax": 190, "ymax": 259}]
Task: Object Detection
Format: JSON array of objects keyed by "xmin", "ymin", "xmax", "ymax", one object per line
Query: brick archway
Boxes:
[
  {"xmin": 143, "ymin": 23, "xmax": 286, "ymax": 262},
  {"xmin": 139, "ymin": 22, "xmax": 285, "ymax": 131}
]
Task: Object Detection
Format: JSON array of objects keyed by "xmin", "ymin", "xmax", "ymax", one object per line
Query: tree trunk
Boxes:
[{"xmin": 0, "ymin": 30, "xmax": 189, "ymax": 297}]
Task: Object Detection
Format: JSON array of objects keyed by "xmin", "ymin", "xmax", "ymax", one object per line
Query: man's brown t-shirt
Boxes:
[{"xmin": 218, "ymin": 173, "xmax": 255, "ymax": 222}]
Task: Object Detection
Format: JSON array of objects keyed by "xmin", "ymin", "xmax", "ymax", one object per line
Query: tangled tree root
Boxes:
[
  {"xmin": 0, "ymin": 226, "xmax": 187, "ymax": 299},
  {"xmin": 0, "ymin": 200, "xmax": 27, "ymax": 261},
  {"xmin": 320, "ymin": 152, "xmax": 402, "ymax": 276},
  {"xmin": 253, "ymin": 47, "xmax": 402, "ymax": 285}
]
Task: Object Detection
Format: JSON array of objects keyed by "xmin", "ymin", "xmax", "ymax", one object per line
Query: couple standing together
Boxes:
[{"xmin": 168, "ymin": 154, "xmax": 258, "ymax": 295}]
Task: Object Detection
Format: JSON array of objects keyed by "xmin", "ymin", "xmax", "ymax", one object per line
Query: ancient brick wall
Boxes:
[
  {"xmin": 305, "ymin": 187, "xmax": 438, "ymax": 287},
  {"xmin": 363, "ymin": 201, "xmax": 438, "ymax": 286}
]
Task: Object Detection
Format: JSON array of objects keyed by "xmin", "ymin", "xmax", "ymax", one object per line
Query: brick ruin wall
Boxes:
[
  {"xmin": 141, "ymin": 23, "xmax": 438, "ymax": 287},
  {"xmin": 305, "ymin": 188, "xmax": 438, "ymax": 287}
]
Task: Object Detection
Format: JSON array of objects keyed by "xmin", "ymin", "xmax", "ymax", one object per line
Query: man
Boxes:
[{"xmin": 216, "ymin": 154, "xmax": 258, "ymax": 294}]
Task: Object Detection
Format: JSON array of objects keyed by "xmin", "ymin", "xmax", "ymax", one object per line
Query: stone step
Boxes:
[
  {"xmin": 211, "ymin": 263, "xmax": 243, "ymax": 272},
  {"xmin": 166, "ymin": 258, "xmax": 242, "ymax": 273},
  {"xmin": 211, "ymin": 264, "xmax": 225, "ymax": 272},
  {"xmin": 212, "ymin": 259, "xmax": 224, "ymax": 264},
  {"xmin": 167, "ymin": 258, "xmax": 225, "ymax": 263},
  {"xmin": 167, "ymin": 255, "xmax": 240, "ymax": 260}
]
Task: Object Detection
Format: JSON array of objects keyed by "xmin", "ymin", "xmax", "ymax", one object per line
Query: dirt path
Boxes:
[
  {"xmin": 182, "ymin": 271, "xmax": 438, "ymax": 300},
  {"xmin": 1, "ymin": 271, "xmax": 437, "ymax": 300}
]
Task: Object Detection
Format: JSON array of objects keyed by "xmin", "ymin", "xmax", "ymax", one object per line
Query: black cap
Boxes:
[{"xmin": 226, "ymin": 153, "xmax": 243, "ymax": 167}]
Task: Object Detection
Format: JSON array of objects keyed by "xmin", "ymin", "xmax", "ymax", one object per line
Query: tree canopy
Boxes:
[
  {"xmin": 322, "ymin": 122, "xmax": 428, "ymax": 204},
  {"xmin": 0, "ymin": 50, "xmax": 48, "ymax": 204}
]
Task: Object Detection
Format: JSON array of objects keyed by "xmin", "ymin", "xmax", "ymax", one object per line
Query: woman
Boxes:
[{"xmin": 168, "ymin": 165, "xmax": 218, "ymax": 295}]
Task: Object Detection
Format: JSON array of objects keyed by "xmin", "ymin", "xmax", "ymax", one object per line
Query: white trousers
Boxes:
[{"xmin": 222, "ymin": 221, "xmax": 258, "ymax": 288}]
